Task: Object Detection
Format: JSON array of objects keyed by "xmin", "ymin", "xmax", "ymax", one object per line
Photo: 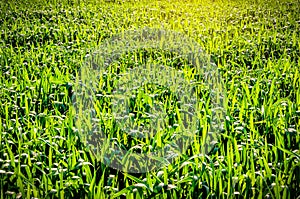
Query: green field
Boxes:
[{"xmin": 0, "ymin": 0, "xmax": 299, "ymax": 198}]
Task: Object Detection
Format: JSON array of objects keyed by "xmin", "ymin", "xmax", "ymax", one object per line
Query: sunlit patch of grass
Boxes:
[{"xmin": 0, "ymin": 0, "xmax": 299, "ymax": 198}]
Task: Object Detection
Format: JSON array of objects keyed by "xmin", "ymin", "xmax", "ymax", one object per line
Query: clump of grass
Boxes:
[{"xmin": 0, "ymin": 0, "xmax": 299, "ymax": 198}]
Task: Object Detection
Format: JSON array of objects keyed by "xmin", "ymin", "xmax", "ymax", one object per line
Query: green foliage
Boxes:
[{"xmin": 0, "ymin": 0, "xmax": 299, "ymax": 198}]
